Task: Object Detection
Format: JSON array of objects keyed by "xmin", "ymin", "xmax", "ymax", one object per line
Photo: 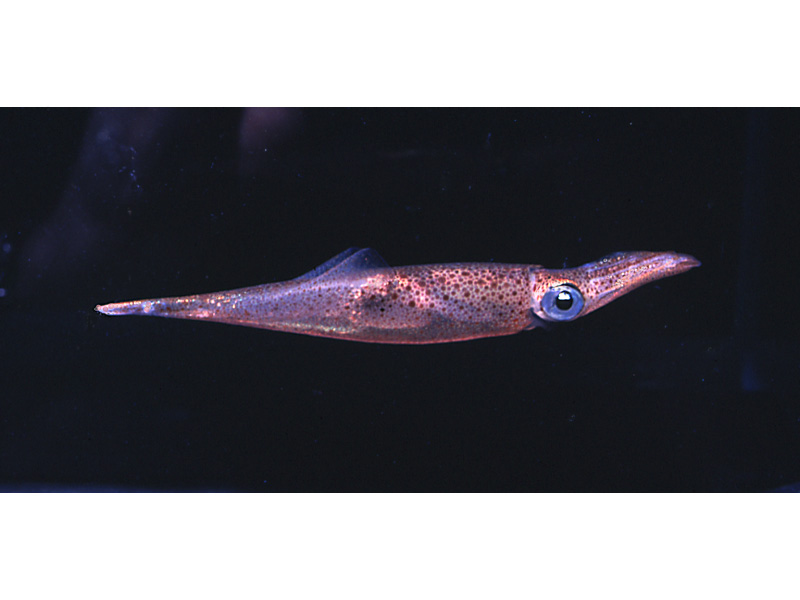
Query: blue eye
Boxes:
[{"xmin": 541, "ymin": 284, "xmax": 584, "ymax": 321}]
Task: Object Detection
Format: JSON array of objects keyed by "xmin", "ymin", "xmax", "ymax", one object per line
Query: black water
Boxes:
[{"xmin": 1, "ymin": 108, "xmax": 798, "ymax": 491}]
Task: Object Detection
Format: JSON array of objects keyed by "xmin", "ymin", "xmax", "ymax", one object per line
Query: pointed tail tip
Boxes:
[
  {"xmin": 95, "ymin": 303, "xmax": 116, "ymax": 315},
  {"xmin": 95, "ymin": 301, "xmax": 140, "ymax": 316},
  {"xmin": 95, "ymin": 299, "xmax": 158, "ymax": 316}
]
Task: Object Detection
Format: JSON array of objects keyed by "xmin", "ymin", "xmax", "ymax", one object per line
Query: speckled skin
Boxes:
[{"xmin": 96, "ymin": 249, "xmax": 700, "ymax": 344}]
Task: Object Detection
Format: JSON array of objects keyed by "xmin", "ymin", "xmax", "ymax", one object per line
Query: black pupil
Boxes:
[{"xmin": 555, "ymin": 290, "xmax": 573, "ymax": 310}]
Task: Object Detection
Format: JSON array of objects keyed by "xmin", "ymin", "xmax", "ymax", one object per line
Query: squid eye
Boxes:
[{"xmin": 541, "ymin": 284, "xmax": 585, "ymax": 321}]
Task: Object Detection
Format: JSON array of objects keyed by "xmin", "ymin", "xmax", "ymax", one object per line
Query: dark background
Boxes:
[{"xmin": 1, "ymin": 108, "xmax": 797, "ymax": 491}]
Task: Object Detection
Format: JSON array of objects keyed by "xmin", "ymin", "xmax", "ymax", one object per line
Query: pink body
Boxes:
[{"xmin": 96, "ymin": 248, "xmax": 700, "ymax": 344}]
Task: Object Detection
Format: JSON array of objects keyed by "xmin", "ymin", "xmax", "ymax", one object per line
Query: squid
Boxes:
[{"xmin": 96, "ymin": 248, "xmax": 700, "ymax": 344}]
